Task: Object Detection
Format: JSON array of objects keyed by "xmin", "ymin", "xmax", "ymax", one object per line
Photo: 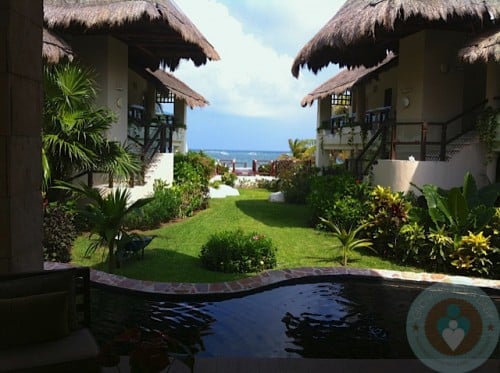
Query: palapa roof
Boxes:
[
  {"xmin": 43, "ymin": 28, "xmax": 74, "ymax": 63},
  {"xmin": 301, "ymin": 53, "xmax": 397, "ymax": 107},
  {"xmin": 146, "ymin": 68, "xmax": 208, "ymax": 108},
  {"xmin": 459, "ymin": 27, "xmax": 500, "ymax": 63},
  {"xmin": 44, "ymin": 0, "xmax": 220, "ymax": 70},
  {"xmin": 292, "ymin": 0, "xmax": 499, "ymax": 77}
]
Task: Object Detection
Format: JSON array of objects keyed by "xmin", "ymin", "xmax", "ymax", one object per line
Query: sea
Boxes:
[{"xmin": 195, "ymin": 149, "xmax": 290, "ymax": 168}]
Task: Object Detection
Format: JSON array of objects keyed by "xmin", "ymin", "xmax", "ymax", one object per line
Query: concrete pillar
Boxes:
[
  {"xmin": 315, "ymin": 96, "xmax": 332, "ymax": 167},
  {"xmin": 0, "ymin": 0, "xmax": 43, "ymax": 273},
  {"xmin": 174, "ymin": 98, "xmax": 187, "ymax": 154},
  {"xmin": 486, "ymin": 61, "xmax": 500, "ymax": 109}
]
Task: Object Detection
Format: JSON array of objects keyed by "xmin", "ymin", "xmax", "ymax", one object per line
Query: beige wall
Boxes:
[
  {"xmin": 364, "ymin": 65, "xmax": 398, "ymax": 111},
  {"xmin": 128, "ymin": 69, "xmax": 147, "ymax": 107},
  {"xmin": 316, "ymin": 96, "xmax": 334, "ymax": 167},
  {"xmin": 72, "ymin": 35, "xmax": 129, "ymax": 143},
  {"xmin": 372, "ymin": 142, "xmax": 490, "ymax": 193}
]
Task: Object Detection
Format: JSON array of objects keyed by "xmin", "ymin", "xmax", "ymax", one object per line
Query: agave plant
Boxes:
[
  {"xmin": 320, "ymin": 218, "xmax": 374, "ymax": 266},
  {"xmin": 57, "ymin": 182, "xmax": 152, "ymax": 273}
]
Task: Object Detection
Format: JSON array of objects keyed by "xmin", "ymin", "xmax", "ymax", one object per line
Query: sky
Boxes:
[{"xmin": 172, "ymin": 0, "xmax": 345, "ymax": 151}]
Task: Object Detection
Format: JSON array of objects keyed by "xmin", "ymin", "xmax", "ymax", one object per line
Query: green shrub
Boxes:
[
  {"xmin": 43, "ymin": 202, "xmax": 77, "ymax": 262},
  {"xmin": 307, "ymin": 173, "xmax": 370, "ymax": 229},
  {"xmin": 221, "ymin": 171, "xmax": 237, "ymax": 187},
  {"xmin": 256, "ymin": 178, "xmax": 281, "ymax": 191},
  {"xmin": 125, "ymin": 180, "xmax": 181, "ymax": 229},
  {"xmin": 174, "ymin": 151, "xmax": 215, "ymax": 186},
  {"xmin": 280, "ymin": 163, "xmax": 316, "ymax": 204},
  {"xmin": 200, "ymin": 229, "xmax": 277, "ymax": 273}
]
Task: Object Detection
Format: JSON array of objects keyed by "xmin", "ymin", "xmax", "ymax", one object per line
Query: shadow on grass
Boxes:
[
  {"xmin": 86, "ymin": 247, "xmax": 250, "ymax": 283},
  {"xmin": 235, "ymin": 199, "xmax": 313, "ymax": 228}
]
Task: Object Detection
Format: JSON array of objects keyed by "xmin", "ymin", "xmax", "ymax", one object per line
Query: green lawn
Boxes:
[{"xmin": 71, "ymin": 188, "xmax": 420, "ymax": 282}]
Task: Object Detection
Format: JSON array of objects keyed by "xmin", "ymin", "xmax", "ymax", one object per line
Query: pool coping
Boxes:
[{"xmin": 44, "ymin": 262, "xmax": 500, "ymax": 294}]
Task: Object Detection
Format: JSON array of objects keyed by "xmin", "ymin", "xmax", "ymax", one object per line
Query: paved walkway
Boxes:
[{"xmin": 44, "ymin": 262, "xmax": 500, "ymax": 294}]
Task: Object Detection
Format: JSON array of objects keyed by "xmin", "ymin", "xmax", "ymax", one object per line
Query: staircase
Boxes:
[{"xmin": 425, "ymin": 131, "xmax": 479, "ymax": 161}]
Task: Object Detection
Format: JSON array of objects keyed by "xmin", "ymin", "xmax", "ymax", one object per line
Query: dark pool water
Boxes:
[{"xmin": 90, "ymin": 277, "xmax": 500, "ymax": 359}]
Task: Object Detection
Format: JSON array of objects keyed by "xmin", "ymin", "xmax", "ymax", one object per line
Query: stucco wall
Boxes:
[
  {"xmin": 371, "ymin": 141, "xmax": 490, "ymax": 193},
  {"xmin": 128, "ymin": 69, "xmax": 147, "ymax": 107},
  {"xmin": 364, "ymin": 65, "xmax": 398, "ymax": 110},
  {"xmin": 72, "ymin": 35, "xmax": 129, "ymax": 143},
  {"xmin": 316, "ymin": 96, "xmax": 334, "ymax": 167}
]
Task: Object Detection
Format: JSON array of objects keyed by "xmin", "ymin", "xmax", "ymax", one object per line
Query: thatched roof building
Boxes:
[
  {"xmin": 44, "ymin": 0, "xmax": 220, "ymax": 70},
  {"xmin": 43, "ymin": 28, "xmax": 74, "ymax": 64},
  {"xmin": 292, "ymin": 0, "xmax": 499, "ymax": 77},
  {"xmin": 301, "ymin": 53, "xmax": 397, "ymax": 107},
  {"xmin": 459, "ymin": 27, "xmax": 500, "ymax": 63},
  {"xmin": 146, "ymin": 68, "xmax": 209, "ymax": 108}
]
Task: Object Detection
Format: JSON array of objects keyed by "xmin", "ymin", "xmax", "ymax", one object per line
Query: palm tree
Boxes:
[
  {"xmin": 287, "ymin": 138, "xmax": 316, "ymax": 160},
  {"xmin": 320, "ymin": 218, "xmax": 374, "ymax": 266},
  {"xmin": 43, "ymin": 63, "xmax": 140, "ymax": 192},
  {"xmin": 57, "ymin": 182, "xmax": 152, "ymax": 273}
]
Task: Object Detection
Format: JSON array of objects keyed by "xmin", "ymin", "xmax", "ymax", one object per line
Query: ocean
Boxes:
[{"xmin": 196, "ymin": 149, "xmax": 290, "ymax": 168}]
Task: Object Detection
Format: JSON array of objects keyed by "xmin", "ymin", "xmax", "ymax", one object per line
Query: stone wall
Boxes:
[{"xmin": 0, "ymin": 1, "xmax": 43, "ymax": 272}]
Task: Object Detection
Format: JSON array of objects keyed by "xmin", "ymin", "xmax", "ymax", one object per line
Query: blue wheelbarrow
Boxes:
[{"xmin": 116, "ymin": 235, "xmax": 155, "ymax": 268}]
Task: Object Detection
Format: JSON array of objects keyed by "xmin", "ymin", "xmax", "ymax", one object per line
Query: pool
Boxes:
[{"xmin": 90, "ymin": 276, "xmax": 500, "ymax": 359}]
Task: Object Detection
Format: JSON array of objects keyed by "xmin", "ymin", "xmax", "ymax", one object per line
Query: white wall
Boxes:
[{"xmin": 371, "ymin": 142, "xmax": 490, "ymax": 193}]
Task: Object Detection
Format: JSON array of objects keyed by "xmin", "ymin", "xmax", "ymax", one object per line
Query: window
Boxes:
[
  {"xmin": 156, "ymin": 89, "xmax": 175, "ymax": 104},
  {"xmin": 331, "ymin": 90, "xmax": 352, "ymax": 106}
]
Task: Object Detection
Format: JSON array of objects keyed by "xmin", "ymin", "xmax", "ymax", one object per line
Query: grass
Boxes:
[{"xmin": 71, "ymin": 188, "xmax": 420, "ymax": 282}]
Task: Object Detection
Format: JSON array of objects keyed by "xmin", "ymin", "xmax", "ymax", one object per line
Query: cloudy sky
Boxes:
[{"xmin": 173, "ymin": 0, "xmax": 345, "ymax": 151}]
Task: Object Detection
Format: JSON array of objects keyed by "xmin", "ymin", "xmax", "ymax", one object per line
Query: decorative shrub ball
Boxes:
[{"xmin": 200, "ymin": 229, "xmax": 277, "ymax": 273}]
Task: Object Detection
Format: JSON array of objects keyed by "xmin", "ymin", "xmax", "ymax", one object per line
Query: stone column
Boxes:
[
  {"xmin": 0, "ymin": 0, "xmax": 43, "ymax": 273},
  {"xmin": 315, "ymin": 96, "xmax": 332, "ymax": 168},
  {"xmin": 174, "ymin": 98, "xmax": 187, "ymax": 154}
]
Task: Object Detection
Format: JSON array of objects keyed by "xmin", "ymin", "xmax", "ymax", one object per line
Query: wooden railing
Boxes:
[{"xmin": 353, "ymin": 100, "xmax": 488, "ymax": 178}]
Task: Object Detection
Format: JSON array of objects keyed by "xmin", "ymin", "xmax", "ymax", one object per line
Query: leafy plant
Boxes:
[
  {"xmin": 412, "ymin": 172, "xmax": 500, "ymax": 237},
  {"xmin": 476, "ymin": 106, "xmax": 500, "ymax": 162},
  {"xmin": 221, "ymin": 171, "xmax": 237, "ymax": 187},
  {"xmin": 280, "ymin": 163, "xmax": 316, "ymax": 204},
  {"xmin": 43, "ymin": 62, "xmax": 140, "ymax": 192},
  {"xmin": 363, "ymin": 185, "xmax": 411, "ymax": 257},
  {"xmin": 42, "ymin": 202, "xmax": 77, "ymax": 262},
  {"xmin": 450, "ymin": 231, "xmax": 498, "ymax": 276},
  {"xmin": 57, "ymin": 182, "xmax": 152, "ymax": 273},
  {"xmin": 200, "ymin": 229, "xmax": 277, "ymax": 273},
  {"xmin": 319, "ymin": 218, "xmax": 374, "ymax": 266},
  {"xmin": 398, "ymin": 222, "xmax": 427, "ymax": 263}
]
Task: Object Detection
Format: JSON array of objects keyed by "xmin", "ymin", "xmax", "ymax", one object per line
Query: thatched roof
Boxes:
[
  {"xmin": 301, "ymin": 53, "xmax": 397, "ymax": 107},
  {"xmin": 43, "ymin": 28, "xmax": 74, "ymax": 63},
  {"xmin": 146, "ymin": 68, "xmax": 208, "ymax": 108},
  {"xmin": 292, "ymin": 0, "xmax": 499, "ymax": 77},
  {"xmin": 44, "ymin": 0, "xmax": 220, "ymax": 70},
  {"xmin": 459, "ymin": 27, "xmax": 500, "ymax": 63}
]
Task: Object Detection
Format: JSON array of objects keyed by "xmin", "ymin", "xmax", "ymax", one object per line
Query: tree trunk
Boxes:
[{"xmin": 108, "ymin": 242, "xmax": 115, "ymax": 273}]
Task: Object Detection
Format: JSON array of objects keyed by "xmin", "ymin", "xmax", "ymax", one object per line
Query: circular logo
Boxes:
[{"xmin": 406, "ymin": 283, "xmax": 499, "ymax": 372}]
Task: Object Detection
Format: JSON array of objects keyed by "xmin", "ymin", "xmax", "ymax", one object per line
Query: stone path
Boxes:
[{"xmin": 44, "ymin": 262, "xmax": 500, "ymax": 294}]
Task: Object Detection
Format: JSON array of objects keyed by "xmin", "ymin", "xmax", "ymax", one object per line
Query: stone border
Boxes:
[{"xmin": 44, "ymin": 262, "xmax": 500, "ymax": 295}]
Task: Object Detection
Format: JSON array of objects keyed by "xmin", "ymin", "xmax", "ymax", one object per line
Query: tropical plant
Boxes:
[
  {"xmin": 43, "ymin": 62, "xmax": 140, "ymax": 192},
  {"xmin": 42, "ymin": 202, "xmax": 77, "ymax": 263},
  {"xmin": 450, "ymin": 231, "xmax": 498, "ymax": 276},
  {"xmin": 320, "ymin": 218, "xmax": 374, "ymax": 266},
  {"xmin": 287, "ymin": 138, "xmax": 316, "ymax": 160},
  {"xmin": 57, "ymin": 182, "xmax": 152, "ymax": 273},
  {"xmin": 411, "ymin": 172, "xmax": 500, "ymax": 238},
  {"xmin": 476, "ymin": 106, "xmax": 500, "ymax": 163},
  {"xmin": 363, "ymin": 185, "xmax": 411, "ymax": 257}
]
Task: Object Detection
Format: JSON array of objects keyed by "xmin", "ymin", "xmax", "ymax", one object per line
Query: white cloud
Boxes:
[{"xmin": 173, "ymin": 0, "xmax": 343, "ymax": 124}]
